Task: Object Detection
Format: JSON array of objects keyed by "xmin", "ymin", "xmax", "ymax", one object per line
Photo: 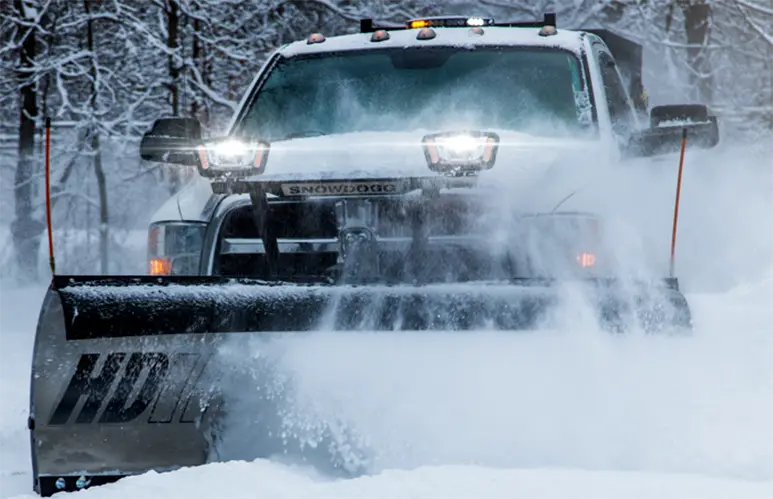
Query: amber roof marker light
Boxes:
[
  {"xmin": 370, "ymin": 29, "xmax": 390, "ymax": 42},
  {"xmin": 416, "ymin": 27, "xmax": 436, "ymax": 40},
  {"xmin": 538, "ymin": 25, "xmax": 558, "ymax": 36},
  {"xmin": 306, "ymin": 32, "xmax": 326, "ymax": 44}
]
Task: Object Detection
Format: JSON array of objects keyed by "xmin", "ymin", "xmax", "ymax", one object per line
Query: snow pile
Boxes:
[
  {"xmin": 0, "ymin": 285, "xmax": 42, "ymax": 499},
  {"xmin": 7, "ymin": 462, "xmax": 773, "ymax": 499},
  {"xmin": 219, "ymin": 287, "xmax": 772, "ymax": 482}
]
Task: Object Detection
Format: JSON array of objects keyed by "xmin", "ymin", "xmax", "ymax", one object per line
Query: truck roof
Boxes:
[{"xmin": 278, "ymin": 26, "xmax": 588, "ymax": 59}]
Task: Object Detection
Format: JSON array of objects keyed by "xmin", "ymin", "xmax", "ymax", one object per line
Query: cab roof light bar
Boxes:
[{"xmin": 360, "ymin": 13, "xmax": 556, "ymax": 33}]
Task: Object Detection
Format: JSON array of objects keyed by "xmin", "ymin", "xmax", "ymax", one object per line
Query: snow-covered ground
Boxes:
[
  {"xmin": 1, "ymin": 286, "xmax": 42, "ymax": 498},
  {"xmin": 1, "ymin": 141, "xmax": 771, "ymax": 498},
  {"xmin": 1, "ymin": 274, "xmax": 771, "ymax": 499},
  {"xmin": 6, "ymin": 462, "xmax": 773, "ymax": 499}
]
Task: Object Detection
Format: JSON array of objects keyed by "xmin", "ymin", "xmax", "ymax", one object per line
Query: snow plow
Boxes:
[{"xmin": 28, "ymin": 14, "xmax": 720, "ymax": 496}]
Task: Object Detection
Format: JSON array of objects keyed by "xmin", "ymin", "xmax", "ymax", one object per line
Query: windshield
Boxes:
[{"xmin": 237, "ymin": 46, "xmax": 593, "ymax": 141}]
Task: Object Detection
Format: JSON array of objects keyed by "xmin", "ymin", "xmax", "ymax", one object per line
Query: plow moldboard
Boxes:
[{"xmin": 28, "ymin": 275, "xmax": 691, "ymax": 495}]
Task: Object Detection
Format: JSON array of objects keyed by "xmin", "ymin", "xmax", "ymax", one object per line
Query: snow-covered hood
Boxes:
[
  {"xmin": 251, "ymin": 129, "xmax": 599, "ymax": 178},
  {"xmin": 154, "ymin": 129, "xmax": 613, "ymax": 222},
  {"xmin": 254, "ymin": 130, "xmax": 612, "ymax": 211}
]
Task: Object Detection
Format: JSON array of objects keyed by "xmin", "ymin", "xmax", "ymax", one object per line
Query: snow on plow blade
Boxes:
[
  {"xmin": 30, "ymin": 275, "xmax": 691, "ymax": 496},
  {"xmin": 47, "ymin": 275, "xmax": 691, "ymax": 335}
]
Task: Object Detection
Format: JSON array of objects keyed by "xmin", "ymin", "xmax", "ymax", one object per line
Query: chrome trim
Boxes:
[
  {"xmin": 220, "ymin": 234, "xmax": 487, "ymax": 255},
  {"xmin": 222, "ymin": 238, "xmax": 339, "ymax": 254}
]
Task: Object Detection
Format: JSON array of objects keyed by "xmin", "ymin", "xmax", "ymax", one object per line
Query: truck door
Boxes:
[{"xmin": 592, "ymin": 41, "xmax": 638, "ymax": 144}]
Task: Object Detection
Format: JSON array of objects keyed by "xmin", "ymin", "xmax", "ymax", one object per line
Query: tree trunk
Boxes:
[
  {"xmin": 682, "ymin": 0, "xmax": 713, "ymax": 103},
  {"xmin": 92, "ymin": 131, "xmax": 109, "ymax": 274},
  {"xmin": 191, "ymin": 16, "xmax": 200, "ymax": 120},
  {"xmin": 167, "ymin": 0, "xmax": 180, "ymax": 116},
  {"xmin": 166, "ymin": 0, "xmax": 182, "ymax": 194},
  {"xmin": 182, "ymin": 14, "xmax": 203, "ymax": 187},
  {"xmin": 12, "ymin": 0, "xmax": 44, "ymax": 281},
  {"xmin": 84, "ymin": 0, "xmax": 109, "ymax": 274}
]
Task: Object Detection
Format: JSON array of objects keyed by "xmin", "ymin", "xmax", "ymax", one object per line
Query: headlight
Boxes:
[
  {"xmin": 147, "ymin": 222, "xmax": 207, "ymax": 275},
  {"xmin": 422, "ymin": 131, "xmax": 499, "ymax": 174},
  {"xmin": 196, "ymin": 137, "xmax": 270, "ymax": 178}
]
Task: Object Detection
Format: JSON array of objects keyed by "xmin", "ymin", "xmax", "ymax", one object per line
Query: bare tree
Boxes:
[
  {"xmin": 731, "ymin": 0, "xmax": 773, "ymax": 130},
  {"xmin": 665, "ymin": 0, "xmax": 713, "ymax": 102},
  {"xmin": 82, "ymin": 0, "xmax": 109, "ymax": 274},
  {"xmin": 10, "ymin": 0, "xmax": 45, "ymax": 280}
]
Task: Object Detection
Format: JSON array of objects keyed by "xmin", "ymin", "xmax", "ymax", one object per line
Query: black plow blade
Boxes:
[
  {"xmin": 50, "ymin": 275, "xmax": 692, "ymax": 339},
  {"xmin": 29, "ymin": 274, "xmax": 692, "ymax": 496}
]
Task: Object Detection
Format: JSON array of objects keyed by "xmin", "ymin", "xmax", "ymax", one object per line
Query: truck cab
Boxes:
[{"xmin": 141, "ymin": 14, "xmax": 719, "ymax": 279}]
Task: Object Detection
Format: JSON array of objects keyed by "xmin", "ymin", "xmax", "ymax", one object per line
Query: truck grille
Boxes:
[{"xmin": 218, "ymin": 197, "xmax": 484, "ymax": 242}]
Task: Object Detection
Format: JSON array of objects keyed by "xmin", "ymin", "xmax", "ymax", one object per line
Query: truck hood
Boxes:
[
  {"xmin": 158, "ymin": 129, "xmax": 613, "ymax": 222},
  {"xmin": 256, "ymin": 129, "xmax": 603, "ymax": 178},
  {"xmin": 254, "ymin": 129, "xmax": 612, "ymax": 211}
]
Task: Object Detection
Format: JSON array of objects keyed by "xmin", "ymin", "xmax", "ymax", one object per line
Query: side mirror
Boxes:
[
  {"xmin": 624, "ymin": 104, "xmax": 719, "ymax": 158},
  {"xmin": 139, "ymin": 117, "xmax": 202, "ymax": 166}
]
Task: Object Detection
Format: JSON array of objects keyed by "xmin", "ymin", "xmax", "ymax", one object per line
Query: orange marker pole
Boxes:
[
  {"xmin": 669, "ymin": 128, "xmax": 688, "ymax": 278},
  {"xmin": 44, "ymin": 117, "xmax": 56, "ymax": 275}
]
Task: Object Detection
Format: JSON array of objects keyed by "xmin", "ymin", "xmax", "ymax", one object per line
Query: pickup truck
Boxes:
[
  {"xmin": 139, "ymin": 13, "xmax": 719, "ymax": 281},
  {"xmin": 30, "ymin": 14, "xmax": 721, "ymax": 497}
]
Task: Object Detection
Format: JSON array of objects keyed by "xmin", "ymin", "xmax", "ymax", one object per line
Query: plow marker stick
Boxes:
[
  {"xmin": 670, "ymin": 127, "xmax": 688, "ymax": 278},
  {"xmin": 45, "ymin": 117, "xmax": 55, "ymax": 275}
]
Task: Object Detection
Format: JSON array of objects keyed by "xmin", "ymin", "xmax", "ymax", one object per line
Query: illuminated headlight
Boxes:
[
  {"xmin": 422, "ymin": 131, "xmax": 499, "ymax": 174},
  {"xmin": 196, "ymin": 138, "xmax": 270, "ymax": 178}
]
